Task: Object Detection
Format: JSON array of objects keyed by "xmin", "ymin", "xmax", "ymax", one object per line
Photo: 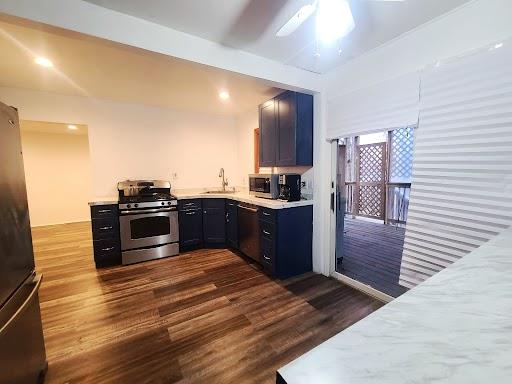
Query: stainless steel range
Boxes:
[{"xmin": 118, "ymin": 180, "xmax": 179, "ymax": 265}]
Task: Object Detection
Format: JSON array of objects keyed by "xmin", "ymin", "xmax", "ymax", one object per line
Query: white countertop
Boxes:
[
  {"xmin": 278, "ymin": 229, "xmax": 512, "ymax": 384},
  {"xmin": 88, "ymin": 196, "xmax": 118, "ymax": 206},
  {"xmin": 88, "ymin": 191, "xmax": 313, "ymax": 210},
  {"xmin": 173, "ymin": 190, "xmax": 313, "ymax": 209}
]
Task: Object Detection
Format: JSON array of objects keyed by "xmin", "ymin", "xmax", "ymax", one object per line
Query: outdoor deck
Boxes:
[{"xmin": 337, "ymin": 217, "xmax": 408, "ymax": 298}]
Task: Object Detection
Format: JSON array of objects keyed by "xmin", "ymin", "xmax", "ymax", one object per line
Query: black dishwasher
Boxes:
[{"xmin": 237, "ymin": 204, "xmax": 260, "ymax": 261}]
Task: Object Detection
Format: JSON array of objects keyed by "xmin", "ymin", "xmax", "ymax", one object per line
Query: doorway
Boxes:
[
  {"xmin": 20, "ymin": 120, "xmax": 93, "ymax": 227},
  {"xmin": 333, "ymin": 127, "xmax": 415, "ymax": 298}
]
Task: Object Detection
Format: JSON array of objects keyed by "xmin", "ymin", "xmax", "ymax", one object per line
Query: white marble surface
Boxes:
[
  {"xmin": 278, "ymin": 229, "xmax": 512, "ymax": 384},
  {"xmin": 173, "ymin": 190, "xmax": 313, "ymax": 209},
  {"xmin": 88, "ymin": 196, "xmax": 118, "ymax": 206},
  {"xmin": 88, "ymin": 191, "xmax": 313, "ymax": 209}
]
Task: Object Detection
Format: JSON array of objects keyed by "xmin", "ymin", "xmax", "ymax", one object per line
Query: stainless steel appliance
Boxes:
[
  {"xmin": 248, "ymin": 174, "xmax": 279, "ymax": 199},
  {"xmin": 278, "ymin": 174, "xmax": 302, "ymax": 202},
  {"xmin": 118, "ymin": 180, "xmax": 179, "ymax": 265},
  {"xmin": 237, "ymin": 204, "xmax": 260, "ymax": 261},
  {"xmin": 0, "ymin": 102, "xmax": 47, "ymax": 384}
]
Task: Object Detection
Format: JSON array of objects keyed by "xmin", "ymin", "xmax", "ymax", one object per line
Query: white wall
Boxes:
[
  {"xmin": 235, "ymin": 108, "xmax": 259, "ymax": 187},
  {"xmin": 0, "ymin": 87, "xmax": 238, "ymax": 197},
  {"xmin": 324, "ymin": 0, "xmax": 512, "ymax": 98},
  {"xmin": 20, "ymin": 129, "xmax": 92, "ymax": 226}
]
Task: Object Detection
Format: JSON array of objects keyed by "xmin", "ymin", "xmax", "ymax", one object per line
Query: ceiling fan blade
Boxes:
[{"xmin": 276, "ymin": 3, "xmax": 316, "ymax": 37}]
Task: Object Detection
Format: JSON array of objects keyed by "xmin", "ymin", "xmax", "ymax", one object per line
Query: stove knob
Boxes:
[
  {"xmin": 127, "ymin": 204, "xmax": 131, "ymax": 209},
  {"xmin": 167, "ymin": 202, "xmax": 172, "ymax": 206},
  {"xmin": 134, "ymin": 203, "xmax": 139, "ymax": 208},
  {"xmin": 161, "ymin": 202, "xmax": 165, "ymax": 206}
]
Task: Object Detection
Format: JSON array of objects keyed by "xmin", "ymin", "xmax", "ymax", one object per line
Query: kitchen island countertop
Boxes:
[{"xmin": 278, "ymin": 228, "xmax": 512, "ymax": 384}]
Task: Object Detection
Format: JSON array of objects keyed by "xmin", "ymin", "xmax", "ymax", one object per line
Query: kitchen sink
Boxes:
[{"xmin": 201, "ymin": 190, "xmax": 236, "ymax": 194}]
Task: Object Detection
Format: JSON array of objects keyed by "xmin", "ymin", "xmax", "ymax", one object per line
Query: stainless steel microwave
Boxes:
[{"xmin": 248, "ymin": 174, "xmax": 279, "ymax": 199}]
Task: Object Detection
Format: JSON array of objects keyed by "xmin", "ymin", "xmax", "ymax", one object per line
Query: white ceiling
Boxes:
[
  {"xmin": 0, "ymin": 16, "xmax": 282, "ymax": 116},
  {"xmin": 84, "ymin": 0, "xmax": 472, "ymax": 74}
]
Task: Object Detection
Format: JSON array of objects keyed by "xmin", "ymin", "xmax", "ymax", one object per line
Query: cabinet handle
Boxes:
[
  {"xmin": 99, "ymin": 226, "xmax": 113, "ymax": 230},
  {"xmin": 101, "ymin": 246, "xmax": 115, "ymax": 252},
  {"xmin": 263, "ymin": 254, "xmax": 271, "ymax": 261},
  {"xmin": 98, "ymin": 209, "xmax": 111, "ymax": 213},
  {"xmin": 238, "ymin": 205, "xmax": 258, "ymax": 212},
  {"xmin": 185, "ymin": 211, "xmax": 196, "ymax": 215},
  {"xmin": 263, "ymin": 212, "xmax": 270, "ymax": 216},
  {"xmin": 184, "ymin": 202, "xmax": 195, "ymax": 206},
  {"xmin": 262, "ymin": 230, "xmax": 271, "ymax": 235}
]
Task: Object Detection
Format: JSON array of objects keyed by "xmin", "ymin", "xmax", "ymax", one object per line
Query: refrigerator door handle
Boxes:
[{"xmin": 0, "ymin": 274, "xmax": 42, "ymax": 335}]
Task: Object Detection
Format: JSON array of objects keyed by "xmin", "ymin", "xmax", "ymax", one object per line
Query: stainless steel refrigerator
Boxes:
[{"xmin": 0, "ymin": 102, "xmax": 47, "ymax": 384}]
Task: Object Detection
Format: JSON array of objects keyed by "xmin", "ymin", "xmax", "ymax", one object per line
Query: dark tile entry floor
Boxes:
[{"xmin": 337, "ymin": 217, "xmax": 409, "ymax": 298}]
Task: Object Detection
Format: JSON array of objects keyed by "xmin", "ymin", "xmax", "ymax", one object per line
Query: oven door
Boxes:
[{"xmin": 119, "ymin": 208, "xmax": 178, "ymax": 251}]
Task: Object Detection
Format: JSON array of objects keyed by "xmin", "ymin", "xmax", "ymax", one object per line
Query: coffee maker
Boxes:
[{"xmin": 278, "ymin": 174, "xmax": 301, "ymax": 202}]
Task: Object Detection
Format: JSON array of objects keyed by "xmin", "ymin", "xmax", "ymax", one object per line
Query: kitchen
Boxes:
[{"xmin": 1, "ymin": 1, "xmax": 512, "ymax": 384}]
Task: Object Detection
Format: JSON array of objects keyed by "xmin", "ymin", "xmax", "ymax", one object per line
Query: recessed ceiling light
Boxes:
[
  {"xmin": 219, "ymin": 90, "xmax": 230, "ymax": 101},
  {"xmin": 34, "ymin": 57, "xmax": 53, "ymax": 68},
  {"xmin": 67, "ymin": 124, "xmax": 78, "ymax": 130}
]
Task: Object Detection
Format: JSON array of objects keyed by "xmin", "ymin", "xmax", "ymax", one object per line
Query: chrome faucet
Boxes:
[{"xmin": 219, "ymin": 168, "xmax": 228, "ymax": 192}]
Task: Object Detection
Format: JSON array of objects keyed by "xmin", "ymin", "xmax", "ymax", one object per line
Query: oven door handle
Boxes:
[{"xmin": 120, "ymin": 208, "xmax": 175, "ymax": 215}]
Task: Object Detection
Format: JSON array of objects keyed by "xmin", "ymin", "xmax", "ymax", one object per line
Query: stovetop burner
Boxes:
[{"xmin": 119, "ymin": 193, "xmax": 176, "ymax": 204}]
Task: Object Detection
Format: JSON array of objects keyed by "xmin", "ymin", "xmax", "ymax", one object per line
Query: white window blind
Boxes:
[
  {"xmin": 400, "ymin": 42, "xmax": 512, "ymax": 289},
  {"xmin": 326, "ymin": 72, "xmax": 420, "ymax": 139}
]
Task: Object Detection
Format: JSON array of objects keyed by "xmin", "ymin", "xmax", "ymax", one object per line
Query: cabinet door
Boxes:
[
  {"xmin": 276, "ymin": 91, "xmax": 297, "ymax": 166},
  {"xmin": 259, "ymin": 100, "xmax": 276, "ymax": 166},
  {"xmin": 179, "ymin": 209, "xmax": 203, "ymax": 247},
  {"xmin": 226, "ymin": 200, "xmax": 238, "ymax": 249},
  {"xmin": 203, "ymin": 200, "xmax": 226, "ymax": 244}
]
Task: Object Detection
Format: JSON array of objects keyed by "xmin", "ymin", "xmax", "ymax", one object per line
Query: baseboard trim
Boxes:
[{"xmin": 331, "ymin": 272, "xmax": 394, "ymax": 303}]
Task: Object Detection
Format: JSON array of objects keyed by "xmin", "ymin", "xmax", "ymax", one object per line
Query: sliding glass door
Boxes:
[{"xmin": 333, "ymin": 128, "xmax": 415, "ymax": 298}]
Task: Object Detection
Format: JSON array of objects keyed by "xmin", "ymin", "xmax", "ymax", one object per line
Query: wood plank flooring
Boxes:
[
  {"xmin": 337, "ymin": 217, "xmax": 408, "ymax": 297},
  {"xmin": 32, "ymin": 221, "xmax": 383, "ymax": 384}
]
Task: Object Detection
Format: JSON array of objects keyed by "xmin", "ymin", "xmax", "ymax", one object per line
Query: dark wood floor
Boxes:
[
  {"xmin": 337, "ymin": 217, "xmax": 408, "ymax": 297},
  {"xmin": 32, "ymin": 222, "xmax": 383, "ymax": 384}
]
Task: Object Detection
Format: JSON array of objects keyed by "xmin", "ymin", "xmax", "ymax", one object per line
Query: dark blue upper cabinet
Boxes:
[
  {"xmin": 259, "ymin": 99, "xmax": 276, "ymax": 167},
  {"xmin": 259, "ymin": 91, "xmax": 313, "ymax": 167}
]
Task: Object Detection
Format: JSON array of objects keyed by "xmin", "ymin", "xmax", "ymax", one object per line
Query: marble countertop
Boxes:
[
  {"xmin": 278, "ymin": 229, "xmax": 512, "ymax": 384},
  {"xmin": 89, "ymin": 190, "xmax": 313, "ymax": 210},
  {"xmin": 173, "ymin": 190, "xmax": 313, "ymax": 209}
]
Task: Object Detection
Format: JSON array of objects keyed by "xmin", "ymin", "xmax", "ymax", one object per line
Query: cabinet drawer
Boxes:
[
  {"xmin": 259, "ymin": 220, "xmax": 275, "ymax": 240},
  {"xmin": 202, "ymin": 198, "xmax": 225, "ymax": 209},
  {"xmin": 91, "ymin": 204, "xmax": 118, "ymax": 219},
  {"xmin": 93, "ymin": 239, "xmax": 121, "ymax": 267},
  {"xmin": 91, "ymin": 217, "xmax": 119, "ymax": 240},
  {"xmin": 259, "ymin": 207, "xmax": 276, "ymax": 223},
  {"xmin": 260, "ymin": 237, "xmax": 275, "ymax": 269},
  {"xmin": 93, "ymin": 238, "xmax": 120, "ymax": 258},
  {"xmin": 178, "ymin": 199, "xmax": 202, "ymax": 211}
]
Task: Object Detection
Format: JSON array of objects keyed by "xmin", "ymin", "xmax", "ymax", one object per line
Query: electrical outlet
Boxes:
[{"xmin": 172, "ymin": 172, "xmax": 178, "ymax": 180}]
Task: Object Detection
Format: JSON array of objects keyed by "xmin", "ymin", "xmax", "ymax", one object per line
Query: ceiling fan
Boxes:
[{"xmin": 276, "ymin": 0, "xmax": 406, "ymax": 43}]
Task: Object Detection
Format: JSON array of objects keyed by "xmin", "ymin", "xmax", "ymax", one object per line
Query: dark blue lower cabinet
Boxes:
[
  {"xmin": 178, "ymin": 205, "xmax": 203, "ymax": 249},
  {"xmin": 202, "ymin": 199, "xmax": 226, "ymax": 245},
  {"xmin": 259, "ymin": 205, "xmax": 313, "ymax": 279},
  {"xmin": 90, "ymin": 204, "xmax": 121, "ymax": 268},
  {"xmin": 226, "ymin": 200, "xmax": 238, "ymax": 249},
  {"xmin": 177, "ymin": 198, "xmax": 312, "ymax": 279}
]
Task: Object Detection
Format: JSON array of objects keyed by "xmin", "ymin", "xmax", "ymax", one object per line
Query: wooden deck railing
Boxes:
[
  {"xmin": 385, "ymin": 183, "xmax": 411, "ymax": 225},
  {"xmin": 344, "ymin": 182, "xmax": 411, "ymax": 224}
]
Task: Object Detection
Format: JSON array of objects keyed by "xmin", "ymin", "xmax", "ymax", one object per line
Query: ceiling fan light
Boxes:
[{"xmin": 316, "ymin": 0, "xmax": 355, "ymax": 44}]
